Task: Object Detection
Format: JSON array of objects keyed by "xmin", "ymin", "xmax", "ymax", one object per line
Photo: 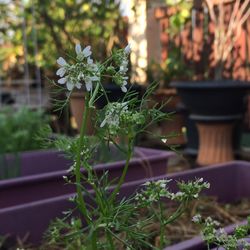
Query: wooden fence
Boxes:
[{"xmin": 154, "ymin": 1, "xmax": 250, "ymax": 81}]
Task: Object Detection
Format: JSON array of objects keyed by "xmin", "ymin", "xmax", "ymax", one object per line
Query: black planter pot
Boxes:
[
  {"xmin": 95, "ymin": 83, "xmax": 143, "ymax": 109},
  {"xmin": 171, "ymin": 80, "xmax": 249, "ymax": 117},
  {"xmin": 171, "ymin": 80, "xmax": 250, "ymax": 165}
]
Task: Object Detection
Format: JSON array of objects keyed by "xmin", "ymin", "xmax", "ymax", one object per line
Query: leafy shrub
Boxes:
[{"xmin": 0, "ymin": 107, "xmax": 49, "ymax": 154}]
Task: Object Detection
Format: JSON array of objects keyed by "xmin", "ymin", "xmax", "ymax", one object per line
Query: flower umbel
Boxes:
[
  {"xmin": 100, "ymin": 101, "xmax": 145, "ymax": 136},
  {"xmin": 56, "ymin": 43, "xmax": 131, "ymax": 93},
  {"xmin": 56, "ymin": 44, "xmax": 99, "ymax": 92}
]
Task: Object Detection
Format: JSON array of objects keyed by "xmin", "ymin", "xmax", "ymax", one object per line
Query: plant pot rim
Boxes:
[
  {"xmin": 170, "ymin": 80, "xmax": 250, "ymax": 89},
  {"xmin": 0, "ymin": 147, "xmax": 174, "ymax": 193}
]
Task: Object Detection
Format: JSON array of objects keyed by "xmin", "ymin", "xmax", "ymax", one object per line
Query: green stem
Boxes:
[
  {"xmin": 75, "ymin": 93, "xmax": 91, "ymax": 223},
  {"xmin": 164, "ymin": 203, "xmax": 186, "ymax": 225},
  {"xmin": 110, "ymin": 139, "xmax": 133, "ymax": 203},
  {"xmin": 91, "ymin": 230, "xmax": 98, "ymax": 250},
  {"xmin": 106, "ymin": 231, "xmax": 115, "ymax": 250},
  {"xmin": 89, "ymin": 82, "xmax": 100, "ymax": 108},
  {"xmin": 159, "ymin": 202, "xmax": 165, "ymax": 249}
]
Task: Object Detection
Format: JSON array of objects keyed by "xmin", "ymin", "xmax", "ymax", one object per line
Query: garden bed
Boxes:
[
  {"xmin": 0, "ymin": 160, "xmax": 250, "ymax": 248},
  {"xmin": 0, "ymin": 147, "xmax": 173, "ymax": 208}
]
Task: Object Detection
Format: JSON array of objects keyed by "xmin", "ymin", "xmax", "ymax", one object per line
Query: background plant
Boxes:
[
  {"xmin": 147, "ymin": 0, "xmax": 193, "ymax": 87},
  {"xmin": 0, "ymin": 0, "xmax": 126, "ymax": 80},
  {"xmin": 0, "ymin": 107, "xmax": 49, "ymax": 179},
  {"xmin": 205, "ymin": 0, "xmax": 250, "ymax": 80},
  {"xmin": 0, "ymin": 107, "xmax": 48, "ymax": 153}
]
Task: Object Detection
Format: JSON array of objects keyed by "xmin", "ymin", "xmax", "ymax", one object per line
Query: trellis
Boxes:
[{"xmin": 0, "ymin": 1, "xmax": 45, "ymax": 110}]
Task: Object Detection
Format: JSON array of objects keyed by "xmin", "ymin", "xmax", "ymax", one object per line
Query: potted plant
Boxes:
[
  {"xmin": 171, "ymin": 0, "xmax": 250, "ymax": 165},
  {"xmin": 0, "ymin": 43, "xmax": 214, "ymax": 249}
]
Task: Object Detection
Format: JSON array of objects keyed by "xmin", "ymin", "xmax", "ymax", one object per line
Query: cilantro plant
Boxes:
[
  {"xmin": 46, "ymin": 44, "xmax": 210, "ymax": 249},
  {"xmin": 193, "ymin": 215, "xmax": 250, "ymax": 250}
]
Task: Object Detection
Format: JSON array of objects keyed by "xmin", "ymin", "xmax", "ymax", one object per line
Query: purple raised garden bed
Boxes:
[
  {"xmin": 0, "ymin": 147, "xmax": 173, "ymax": 208},
  {"xmin": 1, "ymin": 161, "xmax": 250, "ymax": 247},
  {"xmin": 164, "ymin": 161, "xmax": 250, "ymax": 250}
]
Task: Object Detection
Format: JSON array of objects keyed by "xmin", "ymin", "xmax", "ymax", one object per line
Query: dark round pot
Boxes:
[
  {"xmin": 171, "ymin": 80, "xmax": 250, "ymax": 118},
  {"xmin": 95, "ymin": 84, "xmax": 143, "ymax": 109}
]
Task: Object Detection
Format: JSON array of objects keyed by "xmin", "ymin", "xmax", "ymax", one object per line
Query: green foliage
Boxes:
[
  {"xmin": 165, "ymin": 0, "xmax": 192, "ymax": 38},
  {"xmin": 0, "ymin": 0, "xmax": 126, "ymax": 79},
  {"xmin": 147, "ymin": 49, "xmax": 193, "ymax": 87},
  {"xmin": 44, "ymin": 177, "xmax": 209, "ymax": 249},
  {"xmin": 147, "ymin": 0, "xmax": 193, "ymax": 86},
  {"xmin": 0, "ymin": 107, "xmax": 49, "ymax": 153}
]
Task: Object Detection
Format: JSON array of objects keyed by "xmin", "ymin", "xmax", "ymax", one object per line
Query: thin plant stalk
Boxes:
[
  {"xmin": 74, "ymin": 93, "xmax": 91, "ymax": 223},
  {"xmin": 110, "ymin": 139, "xmax": 133, "ymax": 203}
]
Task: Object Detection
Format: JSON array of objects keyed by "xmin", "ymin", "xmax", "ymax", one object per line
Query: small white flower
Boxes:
[
  {"xmin": 119, "ymin": 60, "xmax": 128, "ymax": 74},
  {"xmin": 121, "ymin": 85, "xmax": 127, "ymax": 93},
  {"xmin": 161, "ymin": 138, "xmax": 168, "ymax": 143},
  {"xmin": 87, "ymin": 57, "xmax": 93, "ymax": 64},
  {"xmin": 66, "ymin": 81, "xmax": 74, "ymax": 91},
  {"xmin": 75, "ymin": 44, "xmax": 92, "ymax": 61},
  {"xmin": 75, "ymin": 43, "xmax": 82, "ymax": 55},
  {"xmin": 56, "ymin": 67, "xmax": 66, "ymax": 77},
  {"xmin": 58, "ymin": 77, "xmax": 67, "ymax": 84},
  {"xmin": 121, "ymin": 81, "xmax": 127, "ymax": 93},
  {"xmin": 85, "ymin": 76, "xmax": 93, "ymax": 91},
  {"xmin": 124, "ymin": 44, "xmax": 131, "ymax": 54},
  {"xmin": 82, "ymin": 45, "xmax": 92, "ymax": 57},
  {"xmin": 192, "ymin": 214, "xmax": 202, "ymax": 223},
  {"xmin": 77, "ymin": 72, "xmax": 85, "ymax": 81},
  {"xmin": 84, "ymin": 75, "xmax": 99, "ymax": 92},
  {"xmin": 91, "ymin": 75, "xmax": 99, "ymax": 81},
  {"xmin": 75, "ymin": 82, "xmax": 82, "ymax": 89},
  {"xmin": 57, "ymin": 57, "xmax": 67, "ymax": 66}
]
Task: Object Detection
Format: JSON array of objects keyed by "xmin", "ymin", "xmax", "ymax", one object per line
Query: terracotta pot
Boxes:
[{"xmin": 69, "ymin": 91, "xmax": 94, "ymax": 134}]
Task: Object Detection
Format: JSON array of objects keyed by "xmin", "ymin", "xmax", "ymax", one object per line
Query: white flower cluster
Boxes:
[
  {"xmin": 135, "ymin": 178, "xmax": 210, "ymax": 207},
  {"xmin": 56, "ymin": 44, "xmax": 100, "ymax": 91},
  {"xmin": 100, "ymin": 101, "xmax": 145, "ymax": 136},
  {"xmin": 174, "ymin": 178, "xmax": 210, "ymax": 201},
  {"xmin": 135, "ymin": 179, "xmax": 171, "ymax": 204},
  {"xmin": 192, "ymin": 214, "xmax": 202, "ymax": 223},
  {"xmin": 56, "ymin": 43, "xmax": 131, "ymax": 93},
  {"xmin": 113, "ymin": 44, "xmax": 131, "ymax": 93},
  {"xmin": 100, "ymin": 102, "xmax": 128, "ymax": 132}
]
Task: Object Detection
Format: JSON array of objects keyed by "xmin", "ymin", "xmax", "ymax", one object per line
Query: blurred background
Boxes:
[{"xmin": 0, "ymin": 0, "xmax": 250, "ymax": 161}]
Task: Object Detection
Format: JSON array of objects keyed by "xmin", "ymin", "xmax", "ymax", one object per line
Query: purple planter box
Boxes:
[
  {"xmin": 164, "ymin": 161, "xmax": 250, "ymax": 250},
  {"xmin": 1, "ymin": 161, "xmax": 250, "ymax": 247},
  {"xmin": 0, "ymin": 147, "xmax": 173, "ymax": 208}
]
